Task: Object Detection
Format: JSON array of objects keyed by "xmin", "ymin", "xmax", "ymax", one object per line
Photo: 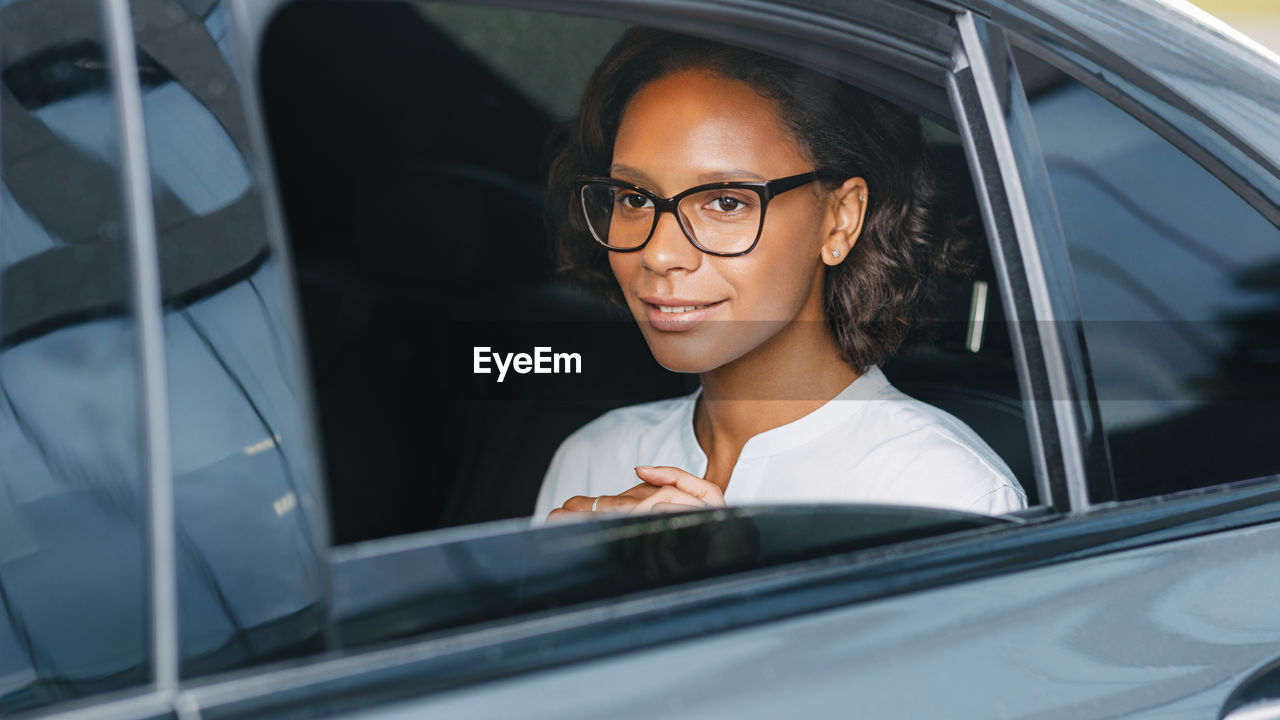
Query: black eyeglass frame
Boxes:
[{"xmin": 573, "ymin": 169, "xmax": 842, "ymax": 257}]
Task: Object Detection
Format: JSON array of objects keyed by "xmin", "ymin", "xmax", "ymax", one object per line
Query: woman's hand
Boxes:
[
  {"xmin": 546, "ymin": 465, "xmax": 727, "ymax": 521},
  {"xmin": 628, "ymin": 465, "xmax": 727, "ymax": 513}
]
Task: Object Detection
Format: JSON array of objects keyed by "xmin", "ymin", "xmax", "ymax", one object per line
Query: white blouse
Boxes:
[{"xmin": 533, "ymin": 365, "xmax": 1027, "ymax": 519}]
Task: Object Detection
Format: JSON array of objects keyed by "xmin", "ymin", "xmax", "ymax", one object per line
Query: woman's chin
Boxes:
[{"xmin": 641, "ymin": 331, "xmax": 737, "ymax": 374}]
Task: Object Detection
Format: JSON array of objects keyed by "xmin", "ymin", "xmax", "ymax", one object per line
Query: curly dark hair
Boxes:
[{"xmin": 547, "ymin": 27, "xmax": 969, "ymax": 372}]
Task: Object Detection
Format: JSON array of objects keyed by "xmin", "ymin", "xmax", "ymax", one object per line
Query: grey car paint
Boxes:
[{"xmin": 347, "ymin": 521, "xmax": 1280, "ymax": 719}]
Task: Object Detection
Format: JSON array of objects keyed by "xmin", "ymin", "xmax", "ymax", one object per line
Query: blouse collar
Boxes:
[{"xmin": 676, "ymin": 365, "xmax": 890, "ymax": 468}]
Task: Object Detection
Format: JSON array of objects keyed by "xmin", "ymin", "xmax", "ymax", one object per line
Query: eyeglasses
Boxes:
[{"xmin": 574, "ymin": 170, "xmax": 838, "ymax": 257}]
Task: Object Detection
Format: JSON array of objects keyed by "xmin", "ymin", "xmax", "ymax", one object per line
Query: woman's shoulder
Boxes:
[{"xmin": 858, "ymin": 375, "xmax": 1027, "ymax": 513}]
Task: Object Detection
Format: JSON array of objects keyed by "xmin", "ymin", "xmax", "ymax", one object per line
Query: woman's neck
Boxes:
[{"xmin": 692, "ymin": 318, "xmax": 860, "ymax": 489}]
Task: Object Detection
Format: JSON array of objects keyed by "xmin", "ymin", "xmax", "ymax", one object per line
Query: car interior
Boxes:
[{"xmin": 260, "ymin": 1, "xmax": 1040, "ymax": 545}]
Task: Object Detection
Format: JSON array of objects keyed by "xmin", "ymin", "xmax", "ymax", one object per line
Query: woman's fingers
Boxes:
[
  {"xmin": 561, "ymin": 495, "xmax": 595, "ymax": 512},
  {"xmin": 634, "ymin": 466, "xmax": 726, "ymax": 506},
  {"xmin": 553, "ymin": 474, "xmax": 721, "ymax": 521},
  {"xmin": 558, "ymin": 491, "xmax": 648, "ymax": 515},
  {"xmin": 593, "ymin": 493, "xmax": 644, "ymax": 512},
  {"xmin": 630, "ymin": 485, "xmax": 711, "ymax": 513},
  {"xmin": 546, "ymin": 508, "xmax": 596, "ymax": 522}
]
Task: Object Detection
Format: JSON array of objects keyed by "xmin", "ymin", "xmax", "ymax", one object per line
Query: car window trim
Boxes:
[
  {"xmin": 103, "ymin": 0, "xmax": 180, "ymax": 698},
  {"xmin": 950, "ymin": 11, "xmax": 1102, "ymax": 512},
  {"xmin": 977, "ymin": 18, "xmax": 1118, "ymax": 506}
]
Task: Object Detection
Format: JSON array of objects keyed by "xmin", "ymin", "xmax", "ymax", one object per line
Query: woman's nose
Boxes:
[{"xmin": 641, "ymin": 210, "xmax": 702, "ymax": 274}]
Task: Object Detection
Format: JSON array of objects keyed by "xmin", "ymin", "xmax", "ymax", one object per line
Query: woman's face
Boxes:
[{"xmin": 607, "ymin": 69, "xmax": 864, "ymax": 374}]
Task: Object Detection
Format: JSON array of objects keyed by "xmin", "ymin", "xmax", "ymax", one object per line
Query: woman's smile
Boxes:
[{"xmin": 641, "ymin": 297, "xmax": 728, "ymax": 332}]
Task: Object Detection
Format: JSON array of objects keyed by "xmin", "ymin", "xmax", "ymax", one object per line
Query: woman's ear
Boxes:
[{"xmin": 821, "ymin": 177, "xmax": 869, "ymax": 266}]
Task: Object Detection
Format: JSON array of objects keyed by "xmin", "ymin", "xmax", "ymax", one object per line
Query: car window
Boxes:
[
  {"xmin": 128, "ymin": 0, "xmax": 330, "ymax": 679},
  {"xmin": 0, "ymin": 0, "xmax": 149, "ymax": 712},
  {"xmin": 260, "ymin": 0, "xmax": 1040, "ymax": 550},
  {"xmin": 1014, "ymin": 50, "xmax": 1280, "ymax": 500},
  {"xmin": 231, "ymin": 1, "xmax": 1070, "ymax": 675}
]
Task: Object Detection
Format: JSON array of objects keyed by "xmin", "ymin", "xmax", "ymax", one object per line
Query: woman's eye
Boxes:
[
  {"xmin": 618, "ymin": 193, "xmax": 651, "ymax": 210},
  {"xmin": 707, "ymin": 194, "xmax": 752, "ymax": 213}
]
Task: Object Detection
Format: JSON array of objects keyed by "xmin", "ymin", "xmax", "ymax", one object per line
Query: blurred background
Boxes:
[{"xmin": 1192, "ymin": 0, "xmax": 1280, "ymax": 52}]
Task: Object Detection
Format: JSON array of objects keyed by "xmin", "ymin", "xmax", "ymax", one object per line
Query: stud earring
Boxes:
[
  {"xmin": 831, "ymin": 249, "xmax": 841, "ymax": 258},
  {"xmin": 859, "ymin": 193, "xmax": 866, "ymax": 202}
]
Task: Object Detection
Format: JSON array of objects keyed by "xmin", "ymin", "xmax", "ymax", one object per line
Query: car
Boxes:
[{"xmin": 4, "ymin": 0, "xmax": 1280, "ymax": 717}]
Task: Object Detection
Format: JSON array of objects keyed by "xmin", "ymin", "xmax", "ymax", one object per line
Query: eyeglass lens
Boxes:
[{"xmin": 580, "ymin": 184, "xmax": 762, "ymax": 254}]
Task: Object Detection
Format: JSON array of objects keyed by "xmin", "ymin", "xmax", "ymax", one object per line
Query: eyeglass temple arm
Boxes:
[{"xmin": 765, "ymin": 170, "xmax": 840, "ymax": 197}]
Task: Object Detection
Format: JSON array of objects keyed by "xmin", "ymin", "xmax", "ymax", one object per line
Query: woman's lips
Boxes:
[{"xmin": 641, "ymin": 298, "xmax": 726, "ymax": 332}]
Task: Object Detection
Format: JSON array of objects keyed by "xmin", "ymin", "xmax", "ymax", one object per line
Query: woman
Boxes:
[{"xmin": 534, "ymin": 28, "xmax": 1026, "ymax": 520}]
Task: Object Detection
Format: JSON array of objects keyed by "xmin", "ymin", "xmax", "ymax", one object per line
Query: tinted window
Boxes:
[
  {"xmin": 129, "ymin": 0, "xmax": 329, "ymax": 677},
  {"xmin": 0, "ymin": 0, "xmax": 148, "ymax": 712},
  {"xmin": 1018, "ymin": 60, "xmax": 1280, "ymax": 499}
]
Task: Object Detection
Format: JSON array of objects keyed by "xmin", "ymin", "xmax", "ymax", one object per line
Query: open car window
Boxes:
[
  {"xmin": 250, "ymin": 0, "xmax": 1048, "ymax": 656},
  {"xmin": 261, "ymin": 1, "xmax": 1040, "ymax": 543}
]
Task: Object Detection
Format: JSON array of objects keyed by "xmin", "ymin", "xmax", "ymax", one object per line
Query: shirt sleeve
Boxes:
[{"xmin": 964, "ymin": 483, "xmax": 1027, "ymax": 515}]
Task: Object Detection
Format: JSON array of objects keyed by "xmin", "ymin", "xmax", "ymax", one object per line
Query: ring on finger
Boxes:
[{"xmin": 591, "ymin": 496, "xmax": 601, "ymax": 512}]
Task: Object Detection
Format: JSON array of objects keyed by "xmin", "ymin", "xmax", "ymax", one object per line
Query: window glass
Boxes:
[
  {"xmin": 130, "ymin": 0, "xmax": 328, "ymax": 678},
  {"xmin": 1016, "ymin": 53, "xmax": 1280, "ymax": 499},
  {"xmin": 0, "ymin": 0, "xmax": 148, "ymax": 712}
]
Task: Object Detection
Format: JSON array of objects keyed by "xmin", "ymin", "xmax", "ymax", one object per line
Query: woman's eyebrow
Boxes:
[
  {"xmin": 697, "ymin": 169, "xmax": 767, "ymax": 182},
  {"xmin": 608, "ymin": 164, "xmax": 655, "ymax": 184},
  {"xmin": 608, "ymin": 164, "xmax": 768, "ymax": 186}
]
